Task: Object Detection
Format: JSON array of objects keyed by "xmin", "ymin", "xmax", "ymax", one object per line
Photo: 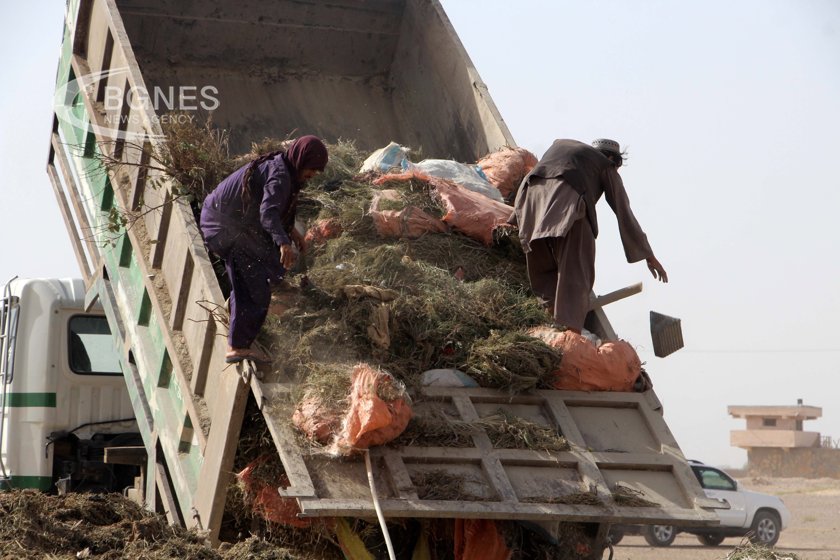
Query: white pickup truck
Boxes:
[{"xmin": 612, "ymin": 460, "xmax": 791, "ymax": 547}]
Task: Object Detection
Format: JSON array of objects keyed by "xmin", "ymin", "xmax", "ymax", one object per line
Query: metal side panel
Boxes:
[
  {"xmin": 255, "ymin": 380, "xmax": 719, "ymax": 526},
  {"xmin": 52, "ymin": 0, "xmax": 248, "ymax": 541}
]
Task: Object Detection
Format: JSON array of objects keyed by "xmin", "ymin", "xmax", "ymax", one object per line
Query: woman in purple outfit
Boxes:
[{"xmin": 200, "ymin": 136, "xmax": 328, "ymax": 363}]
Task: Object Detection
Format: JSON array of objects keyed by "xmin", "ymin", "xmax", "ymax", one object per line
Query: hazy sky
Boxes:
[{"xmin": 1, "ymin": 1, "xmax": 839, "ymax": 468}]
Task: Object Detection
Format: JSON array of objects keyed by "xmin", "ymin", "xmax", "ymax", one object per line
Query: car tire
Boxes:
[
  {"xmin": 749, "ymin": 510, "xmax": 781, "ymax": 547},
  {"xmin": 697, "ymin": 533, "xmax": 726, "ymax": 546},
  {"xmin": 608, "ymin": 528, "xmax": 624, "ymax": 545},
  {"xmin": 643, "ymin": 525, "xmax": 676, "ymax": 547}
]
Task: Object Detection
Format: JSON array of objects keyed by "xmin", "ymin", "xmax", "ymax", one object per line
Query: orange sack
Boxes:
[
  {"xmin": 304, "ymin": 217, "xmax": 343, "ymax": 247},
  {"xmin": 291, "ymin": 394, "xmax": 343, "ymax": 444},
  {"xmin": 237, "ymin": 456, "xmax": 311, "ymax": 528},
  {"xmin": 530, "ymin": 328, "xmax": 641, "ymax": 391},
  {"xmin": 332, "ymin": 363, "xmax": 413, "ymax": 455},
  {"xmin": 477, "ymin": 147, "xmax": 538, "ymax": 201},
  {"xmin": 369, "ymin": 188, "xmax": 448, "ymax": 239},
  {"xmin": 454, "ymin": 519, "xmax": 512, "ymax": 560},
  {"xmin": 374, "ymin": 171, "xmax": 511, "ymax": 245}
]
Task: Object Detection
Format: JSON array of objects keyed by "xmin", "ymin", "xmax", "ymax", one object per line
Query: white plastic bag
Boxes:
[
  {"xmin": 410, "ymin": 159, "xmax": 504, "ymax": 202},
  {"xmin": 359, "ymin": 142, "xmax": 410, "ymax": 173}
]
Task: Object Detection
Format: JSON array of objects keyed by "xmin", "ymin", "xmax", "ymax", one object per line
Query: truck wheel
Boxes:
[
  {"xmin": 608, "ymin": 527, "xmax": 624, "ymax": 545},
  {"xmin": 643, "ymin": 525, "xmax": 676, "ymax": 547},
  {"xmin": 749, "ymin": 511, "xmax": 781, "ymax": 547},
  {"xmin": 697, "ymin": 533, "xmax": 725, "ymax": 546}
]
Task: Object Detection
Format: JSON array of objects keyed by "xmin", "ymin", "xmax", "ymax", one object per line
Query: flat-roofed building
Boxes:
[{"xmin": 729, "ymin": 400, "xmax": 839, "ymax": 478}]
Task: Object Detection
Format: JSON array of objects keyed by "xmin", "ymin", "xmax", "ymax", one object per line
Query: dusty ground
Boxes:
[{"xmin": 610, "ymin": 476, "xmax": 840, "ymax": 560}]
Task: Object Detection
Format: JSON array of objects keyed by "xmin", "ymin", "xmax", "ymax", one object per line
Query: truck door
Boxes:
[{"xmin": 694, "ymin": 466, "xmax": 748, "ymax": 527}]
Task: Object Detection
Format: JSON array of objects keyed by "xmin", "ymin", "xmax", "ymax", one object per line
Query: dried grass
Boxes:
[
  {"xmin": 611, "ymin": 484, "xmax": 660, "ymax": 507},
  {"xmin": 520, "ymin": 492, "xmax": 603, "ymax": 506},
  {"xmin": 0, "ymin": 490, "xmax": 219, "ymax": 559},
  {"xmin": 391, "ymin": 407, "xmax": 477, "ymax": 448},
  {"xmin": 410, "ymin": 470, "xmax": 483, "ymax": 501},
  {"xmin": 476, "ymin": 409, "xmax": 569, "ymax": 452},
  {"xmin": 725, "ymin": 541, "xmax": 800, "ymax": 560},
  {"xmin": 465, "ymin": 331, "xmax": 561, "ymax": 392}
]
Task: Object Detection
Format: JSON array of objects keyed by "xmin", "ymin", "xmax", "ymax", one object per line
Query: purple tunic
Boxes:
[{"xmin": 200, "ymin": 154, "xmax": 295, "ymax": 349}]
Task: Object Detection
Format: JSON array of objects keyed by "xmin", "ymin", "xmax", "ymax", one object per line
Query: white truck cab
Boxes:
[{"xmin": 1, "ymin": 278, "xmax": 139, "ymax": 493}]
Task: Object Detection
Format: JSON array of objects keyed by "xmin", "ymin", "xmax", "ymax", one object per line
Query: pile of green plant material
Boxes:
[
  {"xmin": 260, "ymin": 139, "xmax": 556, "ymax": 394},
  {"xmin": 0, "ymin": 489, "xmax": 305, "ymax": 560},
  {"xmin": 726, "ymin": 543, "xmax": 799, "ymax": 560},
  {"xmin": 131, "ymin": 117, "xmax": 557, "ymax": 396}
]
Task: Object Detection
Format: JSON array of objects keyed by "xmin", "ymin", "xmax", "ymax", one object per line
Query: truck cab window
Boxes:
[{"xmin": 68, "ymin": 316, "xmax": 121, "ymax": 375}]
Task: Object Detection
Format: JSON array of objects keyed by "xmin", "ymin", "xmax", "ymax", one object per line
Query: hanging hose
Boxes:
[{"xmin": 364, "ymin": 449, "xmax": 396, "ymax": 560}]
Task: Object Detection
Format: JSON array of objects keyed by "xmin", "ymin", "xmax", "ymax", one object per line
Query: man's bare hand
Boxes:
[
  {"xmin": 280, "ymin": 243, "xmax": 297, "ymax": 270},
  {"xmin": 646, "ymin": 256, "xmax": 668, "ymax": 283}
]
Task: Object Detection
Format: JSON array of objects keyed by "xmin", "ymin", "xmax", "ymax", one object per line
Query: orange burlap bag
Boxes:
[
  {"xmin": 332, "ymin": 364, "xmax": 412, "ymax": 455},
  {"xmin": 530, "ymin": 328, "xmax": 641, "ymax": 391},
  {"xmin": 454, "ymin": 519, "xmax": 512, "ymax": 560},
  {"xmin": 477, "ymin": 147, "xmax": 538, "ymax": 200},
  {"xmin": 291, "ymin": 394, "xmax": 343, "ymax": 444},
  {"xmin": 369, "ymin": 188, "xmax": 448, "ymax": 239},
  {"xmin": 304, "ymin": 217, "xmax": 343, "ymax": 246},
  {"xmin": 374, "ymin": 171, "xmax": 510, "ymax": 245},
  {"xmin": 236, "ymin": 456, "xmax": 311, "ymax": 528}
]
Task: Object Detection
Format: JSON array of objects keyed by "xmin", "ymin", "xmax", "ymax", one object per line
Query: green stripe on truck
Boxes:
[
  {"xmin": 5, "ymin": 393, "xmax": 57, "ymax": 407},
  {"xmin": 0, "ymin": 476, "xmax": 53, "ymax": 491}
]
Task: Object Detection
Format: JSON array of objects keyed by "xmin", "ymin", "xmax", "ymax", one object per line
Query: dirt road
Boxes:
[{"xmin": 608, "ymin": 477, "xmax": 840, "ymax": 560}]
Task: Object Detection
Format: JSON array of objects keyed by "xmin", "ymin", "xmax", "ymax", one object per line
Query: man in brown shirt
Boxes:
[{"xmin": 511, "ymin": 138, "xmax": 667, "ymax": 333}]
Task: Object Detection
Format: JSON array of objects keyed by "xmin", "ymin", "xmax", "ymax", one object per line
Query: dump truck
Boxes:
[{"xmin": 4, "ymin": 0, "xmax": 721, "ymax": 556}]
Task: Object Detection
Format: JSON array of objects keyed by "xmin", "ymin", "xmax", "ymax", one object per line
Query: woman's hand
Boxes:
[{"xmin": 280, "ymin": 243, "xmax": 297, "ymax": 270}]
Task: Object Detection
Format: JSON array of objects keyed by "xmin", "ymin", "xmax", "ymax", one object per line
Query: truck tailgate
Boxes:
[{"xmin": 253, "ymin": 375, "xmax": 719, "ymax": 525}]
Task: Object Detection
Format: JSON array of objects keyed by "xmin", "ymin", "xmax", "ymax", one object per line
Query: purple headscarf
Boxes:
[{"xmin": 285, "ymin": 135, "xmax": 328, "ymax": 177}]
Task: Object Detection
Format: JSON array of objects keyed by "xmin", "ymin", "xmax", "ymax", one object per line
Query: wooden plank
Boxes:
[
  {"xmin": 169, "ymin": 249, "xmax": 194, "ymax": 332},
  {"xmin": 588, "ymin": 282, "xmax": 643, "ymax": 310},
  {"xmin": 155, "ymin": 458, "xmax": 182, "ymax": 526},
  {"xmin": 299, "ymin": 497, "xmax": 616, "ymax": 521},
  {"xmin": 143, "ymin": 440, "xmax": 155, "ymax": 514},
  {"xmin": 46, "ymin": 162, "xmax": 92, "ymax": 281},
  {"xmin": 542, "ymin": 396, "xmax": 588, "ymax": 449},
  {"xmin": 150, "ymin": 190, "xmax": 172, "ymax": 269},
  {"xmin": 423, "ymin": 386, "xmax": 647, "ymax": 406},
  {"xmin": 589, "ymin": 454, "xmax": 691, "ymax": 470},
  {"xmin": 192, "ymin": 372, "xmax": 249, "ymax": 539},
  {"xmin": 609, "ymin": 506, "xmax": 717, "ymax": 525},
  {"xmin": 252, "ymin": 380, "xmax": 317, "ymax": 498},
  {"xmin": 51, "ymin": 133, "xmax": 101, "ymax": 271},
  {"xmin": 422, "ymin": 386, "xmax": 543, "ymax": 402},
  {"xmin": 395, "ymin": 446, "xmax": 579, "ymax": 464},
  {"xmin": 190, "ymin": 307, "xmax": 215, "ymax": 397},
  {"xmin": 130, "ymin": 142, "xmax": 151, "ymax": 211},
  {"xmin": 542, "ymin": 398, "xmax": 613, "ymax": 501},
  {"xmin": 70, "ymin": 53, "xmax": 208, "ymax": 452},
  {"xmin": 378, "ymin": 449, "xmax": 419, "ymax": 500},
  {"xmin": 450, "ymin": 395, "xmax": 518, "ymax": 503}
]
